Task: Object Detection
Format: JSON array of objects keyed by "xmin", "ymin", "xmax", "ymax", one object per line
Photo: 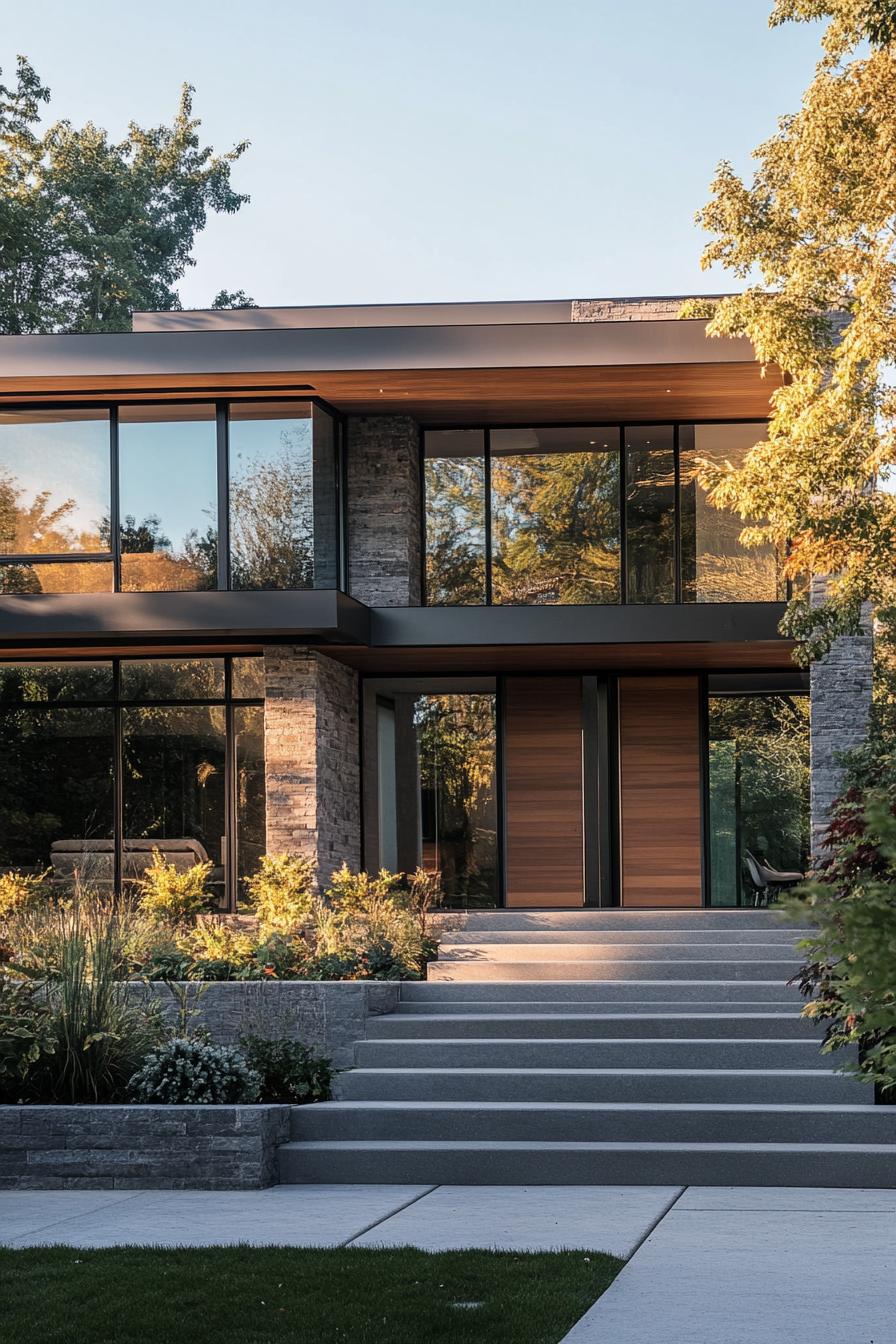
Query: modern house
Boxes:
[
  {"xmin": 0, "ymin": 296, "xmax": 872, "ymax": 911},
  {"xmin": 4, "ymin": 295, "xmax": 891, "ymax": 1188}
]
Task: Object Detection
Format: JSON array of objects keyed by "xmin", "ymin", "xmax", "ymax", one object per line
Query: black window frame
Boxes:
[
  {"xmin": 0, "ymin": 397, "xmax": 346, "ymax": 596},
  {"xmin": 0, "ymin": 653, "xmax": 264, "ymax": 912},
  {"xmin": 421, "ymin": 418, "xmax": 785, "ymax": 608}
]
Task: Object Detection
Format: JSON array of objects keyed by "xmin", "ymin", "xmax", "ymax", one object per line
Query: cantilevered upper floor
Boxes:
[{"xmin": 0, "ymin": 295, "xmax": 792, "ymax": 664}]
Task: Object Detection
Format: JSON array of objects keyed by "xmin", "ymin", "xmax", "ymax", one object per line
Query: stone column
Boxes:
[
  {"xmin": 263, "ymin": 647, "xmax": 361, "ymax": 880},
  {"xmin": 809, "ymin": 578, "xmax": 873, "ymax": 858},
  {"xmin": 346, "ymin": 414, "xmax": 421, "ymax": 606}
]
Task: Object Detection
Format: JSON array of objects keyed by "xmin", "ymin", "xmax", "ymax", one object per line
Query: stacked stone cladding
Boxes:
[{"xmin": 346, "ymin": 413, "xmax": 421, "ymax": 607}]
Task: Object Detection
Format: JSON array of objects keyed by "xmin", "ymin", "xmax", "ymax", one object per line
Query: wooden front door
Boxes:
[
  {"xmin": 617, "ymin": 675, "xmax": 703, "ymax": 907},
  {"xmin": 503, "ymin": 676, "xmax": 585, "ymax": 907}
]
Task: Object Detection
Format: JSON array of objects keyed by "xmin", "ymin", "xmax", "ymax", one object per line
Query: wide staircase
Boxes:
[{"xmin": 278, "ymin": 911, "xmax": 896, "ymax": 1186}]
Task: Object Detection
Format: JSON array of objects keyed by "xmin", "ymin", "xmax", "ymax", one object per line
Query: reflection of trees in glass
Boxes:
[
  {"xmin": 230, "ymin": 437, "xmax": 315, "ymax": 590},
  {"xmin": 625, "ymin": 448, "xmax": 676, "ymax": 603},
  {"xmin": 491, "ymin": 452, "xmax": 620, "ymax": 605},
  {"xmin": 414, "ymin": 694, "xmax": 497, "ymax": 905},
  {"xmin": 0, "ymin": 471, "xmax": 101, "ymax": 554},
  {"xmin": 424, "ymin": 456, "xmax": 486, "ymax": 605},
  {"xmin": 122, "ymin": 704, "xmax": 226, "ymax": 868},
  {"xmin": 0, "ymin": 707, "xmax": 114, "ymax": 870},
  {"xmin": 709, "ymin": 694, "xmax": 810, "ymax": 904}
]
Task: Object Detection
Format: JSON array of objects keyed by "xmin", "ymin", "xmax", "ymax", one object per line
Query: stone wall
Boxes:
[
  {"xmin": 571, "ymin": 296, "xmax": 722, "ymax": 322},
  {"xmin": 809, "ymin": 580, "xmax": 873, "ymax": 857},
  {"xmin": 263, "ymin": 647, "xmax": 360, "ymax": 876},
  {"xmin": 134, "ymin": 980, "xmax": 400, "ymax": 1073},
  {"xmin": 0, "ymin": 1106, "xmax": 291, "ymax": 1191},
  {"xmin": 346, "ymin": 414, "xmax": 421, "ymax": 606}
]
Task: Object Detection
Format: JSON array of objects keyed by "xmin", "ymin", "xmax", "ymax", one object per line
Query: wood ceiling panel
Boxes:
[
  {"xmin": 324, "ymin": 640, "xmax": 796, "ymax": 674},
  {"xmin": 0, "ymin": 362, "xmax": 779, "ymax": 423}
]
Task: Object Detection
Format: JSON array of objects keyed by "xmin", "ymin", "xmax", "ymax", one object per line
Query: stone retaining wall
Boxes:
[
  {"xmin": 0, "ymin": 1105, "xmax": 291, "ymax": 1191},
  {"xmin": 132, "ymin": 979, "xmax": 401, "ymax": 1072}
]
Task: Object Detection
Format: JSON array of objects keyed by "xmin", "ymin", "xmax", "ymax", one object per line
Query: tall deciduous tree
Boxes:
[
  {"xmin": 683, "ymin": 0, "xmax": 896, "ymax": 661},
  {"xmin": 0, "ymin": 56, "xmax": 252, "ymax": 333}
]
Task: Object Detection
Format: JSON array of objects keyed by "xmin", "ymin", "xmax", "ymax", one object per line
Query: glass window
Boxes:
[
  {"xmin": 122, "ymin": 704, "xmax": 227, "ymax": 906},
  {"xmin": 0, "ymin": 409, "xmax": 110, "ymax": 556},
  {"xmin": 364, "ymin": 678, "xmax": 498, "ymax": 907},
  {"xmin": 0, "ymin": 707, "xmax": 115, "ymax": 883},
  {"xmin": 680, "ymin": 423, "xmax": 783, "ymax": 602},
  {"xmin": 0, "ymin": 560, "xmax": 114, "ymax": 594},
  {"xmin": 625, "ymin": 426, "xmax": 676, "ymax": 603},
  {"xmin": 424, "ymin": 430, "xmax": 486, "ymax": 605},
  {"xmin": 0, "ymin": 661, "xmax": 113, "ymax": 703},
  {"xmin": 708, "ymin": 692, "xmax": 809, "ymax": 906},
  {"xmin": 228, "ymin": 401, "xmax": 338, "ymax": 591},
  {"xmin": 118, "ymin": 404, "xmax": 217, "ymax": 592},
  {"xmin": 491, "ymin": 428, "xmax": 620, "ymax": 605},
  {"xmin": 234, "ymin": 704, "xmax": 266, "ymax": 910},
  {"xmin": 120, "ymin": 657, "xmax": 225, "ymax": 701},
  {"xmin": 232, "ymin": 655, "xmax": 265, "ymax": 700}
]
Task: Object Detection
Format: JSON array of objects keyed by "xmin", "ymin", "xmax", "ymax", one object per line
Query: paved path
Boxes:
[
  {"xmin": 3, "ymin": 1184, "xmax": 892, "ymax": 1343},
  {"xmin": 560, "ymin": 1186, "xmax": 895, "ymax": 1344},
  {"xmin": 0, "ymin": 1184, "xmax": 676, "ymax": 1256}
]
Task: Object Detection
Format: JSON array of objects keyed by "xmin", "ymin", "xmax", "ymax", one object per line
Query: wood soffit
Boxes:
[{"xmin": 0, "ymin": 362, "xmax": 780, "ymax": 423}]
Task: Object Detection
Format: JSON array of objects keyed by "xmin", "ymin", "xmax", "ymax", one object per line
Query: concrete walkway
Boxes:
[
  {"xmin": 561, "ymin": 1186, "xmax": 895, "ymax": 1344},
  {"xmin": 0, "ymin": 1184, "xmax": 676, "ymax": 1256},
  {"xmin": 3, "ymin": 1184, "xmax": 892, "ymax": 1343}
]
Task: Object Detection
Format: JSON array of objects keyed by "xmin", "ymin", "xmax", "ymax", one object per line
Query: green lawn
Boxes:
[{"xmin": 1, "ymin": 1245, "xmax": 623, "ymax": 1344}]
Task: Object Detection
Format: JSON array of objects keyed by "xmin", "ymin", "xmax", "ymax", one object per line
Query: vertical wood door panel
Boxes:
[
  {"xmin": 618, "ymin": 675, "xmax": 703, "ymax": 907},
  {"xmin": 504, "ymin": 677, "xmax": 584, "ymax": 908}
]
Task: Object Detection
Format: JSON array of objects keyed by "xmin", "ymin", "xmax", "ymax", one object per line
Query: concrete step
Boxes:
[
  {"xmin": 365, "ymin": 1013, "xmax": 823, "ymax": 1041},
  {"xmin": 278, "ymin": 1139, "xmax": 896, "ymax": 1187},
  {"xmin": 400, "ymin": 980, "xmax": 804, "ymax": 1004},
  {"xmin": 353, "ymin": 1038, "xmax": 833, "ymax": 1070},
  {"xmin": 290, "ymin": 1101, "xmax": 894, "ymax": 1145},
  {"xmin": 437, "ymin": 941, "xmax": 800, "ymax": 962},
  {"xmin": 442, "ymin": 928, "xmax": 808, "ymax": 945},
  {"xmin": 396, "ymin": 998, "xmax": 803, "ymax": 1015},
  {"xmin": 337, "ymin": 1067, "xmax": 871, "ymax": 1105},
  {"xmin": 427, "ymin": 959, "xmax": 798, "ymax": 982},
  {"xmin": 434, "ymin": 911, "xmax": 804, "ymax": 931}
]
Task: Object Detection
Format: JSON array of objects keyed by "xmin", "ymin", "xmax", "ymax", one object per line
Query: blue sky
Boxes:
[{"xmin": 6, "ymin": 1, "xmax": 822, "ymax": 308}]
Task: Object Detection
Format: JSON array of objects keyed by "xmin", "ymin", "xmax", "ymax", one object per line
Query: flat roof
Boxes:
[
  {"xmin": 131, "ymin": 294, "xmax": 729, "ymax": 332},
  {"xmin": 0, "ymin": 296, "xmax": 777, "ymax": 423}
]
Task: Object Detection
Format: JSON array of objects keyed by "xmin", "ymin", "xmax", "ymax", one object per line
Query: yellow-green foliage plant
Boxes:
[
  {"xmin": 137, "ymin": 849, "xmax": 213, "ymax": 925},
  {"xmin": 316, "ymin": 865, "xmax": 442, "ymax": 972},
  {"xmin": 0, "ymin": 869, "xmax": 50, "ymax": 920},
  {"xmin": 186, "ymin": 916, "xmax": 256, "ymax": 969},
  {"xmin": 244, "ymin": 854, "xmax": 315, "ymax": 936}
]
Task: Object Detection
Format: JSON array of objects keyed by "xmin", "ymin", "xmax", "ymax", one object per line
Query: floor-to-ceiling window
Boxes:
[
  {"xmin": 0, "ymin": 656, "xmax": 265, "ymax": 910},
  {"xmin": 363, "ymin": 678, "xmax": 499, "ymax": 907},
  {"xmin": 423, "ymin": 422, "xmax": 782, "ymax": 607},
  {"xmin": 0, "ymin": 401, "xmax": 341, "ymax": 595},
  {"xmin": 707, "ymin": 680, "xmax": 810, "ymax": 906},
  {"xmin": 0, "ymin": 408, "xmax": 114, "ymax": 593}
]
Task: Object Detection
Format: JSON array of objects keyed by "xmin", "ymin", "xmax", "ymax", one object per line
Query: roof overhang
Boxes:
[{"xmin": 0, "ymin": 319, "xmax": 779, "ymax": 423}]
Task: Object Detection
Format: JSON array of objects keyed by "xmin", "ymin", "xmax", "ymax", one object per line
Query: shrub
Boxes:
[
  {"xmin": 137, "ymin": 850, "xmax": 213, "ymax": 925},
  {"xmin": 314, "ymin": 865, "xmax": 441, "ymax": 976},
  {"xmin": 23, "ymin": 894, "xmax": 165, "ymax": 1103},
  {"xmin": 253, "ymin": 932, "xmax": 305, "ymax": 979},
  {"xmin": 245, "ymin": 854, "xmax": 315, "ymax": 936},
  {"xmin": 359, "ymin": 938, "xmax": 419, "ymax": 981},
  {"xmin": 240, "ymin": 1035, "xmax": 334, "ymax": 1103},
  {"xmin": 141, "ymin": 949, "xmax": 193, "ymax": 982},
  {"xmin": 0, "ymin": 869, "xmax": 50, "ymax": 920},
  {"xmin": 0, "ymin": 972, "xmax": 55, "ymax": 1103},
  {"xmin": 130, "ymin": 1037, "xmax": 261, "ymax": 1104},
  {"xmin": 789, "ymin": 787, "xmax": 896, "ymax": 1098},
  {"xmin": 185, "ymin": 917, "xmax": 256, "ymax": 973},
  {"xmin": 301, "ymin": 951, "xmax": 361, "ymax": 981}
]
